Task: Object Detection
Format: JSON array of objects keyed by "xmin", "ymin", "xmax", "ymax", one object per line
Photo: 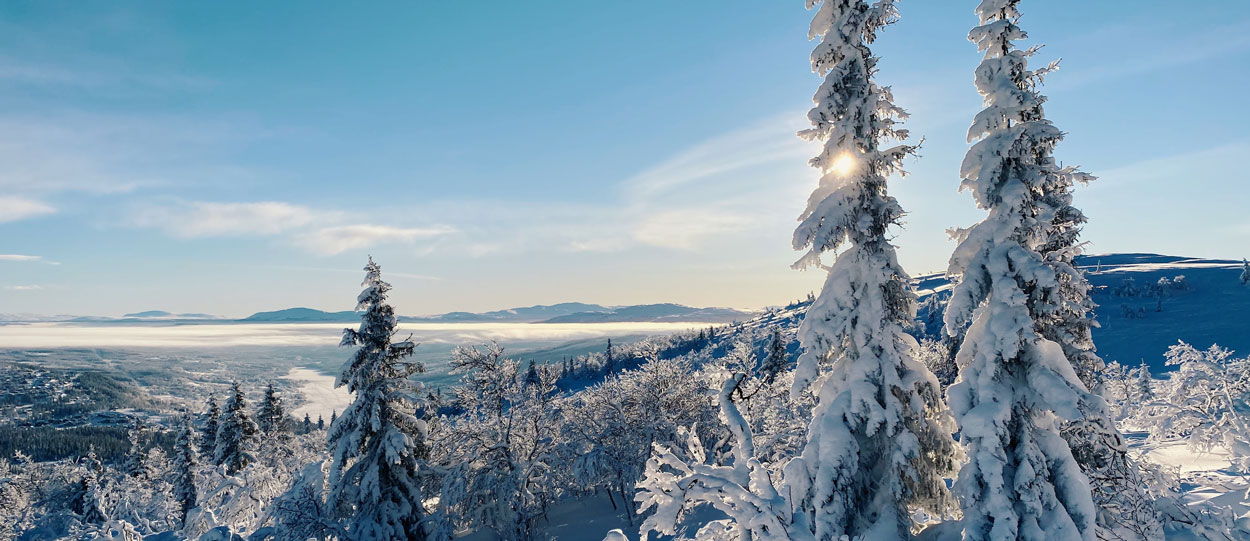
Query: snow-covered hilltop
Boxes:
[{"xmin": 908, "ymin": 254, "xmax": 1249, "ymax": 373}]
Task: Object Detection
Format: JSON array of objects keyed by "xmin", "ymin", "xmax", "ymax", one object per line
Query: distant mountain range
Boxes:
[
  {"xmin": 243, "ymin": 302, "xmax": 753, "ymax": 324},
  {"xmin": 121, "ymin": 310, "xmax": 219, "ymax": 319},
  {"xmin": 1, "ymin": 302, "xmax": 753, "ymax": 324},
  {"xmin": 0, "ymin": 311, "xmax": 222, "ymax": 323}
]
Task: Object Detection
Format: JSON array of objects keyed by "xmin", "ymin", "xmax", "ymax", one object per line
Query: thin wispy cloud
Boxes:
[
  {"xmin": 133, "ymin": 201, "xmax": 320, "ymax": 238},
  {"xmin": 0, "ymin": 254, "xmax": 59, "ymax": 265},
  {"xmin": 0, "ymin": 196, "xmax": 55, "ymax": 223},
  {"xmin": 262, "ymin": 264, "xmax": 440, "ymax": 281},
  {"xmin": 0, "ymin": 113, "xmax": 271, "ymax": 197},
  {"xmin": 130, "ymin": 199, "xmax": 456, "ymax": 257},
  {"xmin": 296, "ymin": 224, "xmax": 457, "ymax": 256},
  {"xmin": 386, "ymin": 115, "xmax": 816, "ymax": 257},
  {"xmin": 0, "ymin": 254, "xmax": 42, "ymax": 262},
  {"xmin": 622, "ymin": 113, "xmax": 810, "ymax": 202},
  {"xmin": 4, "ymin": 285, "xmax": 44, "ymax": 291},
  {"xmin": 617, "ymin": 115, "xmax": 814, "ymax": 252},
  {"xmin": 633, "ymin": 209, "xmax": 755, "ymax": 250}
]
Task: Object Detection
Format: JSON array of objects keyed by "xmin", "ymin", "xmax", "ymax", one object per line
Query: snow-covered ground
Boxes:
[
  {"xmin": 1129, "ymin": 433, "xmax": 1250, "ymax": 533},
  {"xmin": 280, "ymin": 367, "xmax": 352, "ymax": 422}
]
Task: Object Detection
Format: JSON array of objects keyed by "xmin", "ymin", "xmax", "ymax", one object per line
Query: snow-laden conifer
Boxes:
[
  {"xmin": 121, "ymin": 418, "xmax": 147, "ymax": 479},
  {"xmin": 1137, "ymin": 362, "xmax": 1155, "ymax": 402},
  {"xmin": 783, "ymin": 0, "xmax": 959, "ymax": 537},
  {"xmin": 327, "ymin": 257, "xmax": 430, "ymax": 540},
  {"xmin": 257, "ymin": 382, "xmax": 286, "ymax": 434},
  {"xmin": 1240, "ymin": 259, "xmax": 1249, "ymax": 286},
  {"xmin": 635, "ymin": 3, "xmax": 956, "ymax": 538},
  {"xmin": 73, "ymin": 447, "xmax": 108, "ymax": 525},
  {"xmin": 604, "ymin": 338, "xmax": 616, "ymax": 375},
  {"xmin": 1022, "ymin": 83, "xmax": 1165, "ymax": 538},
  {"xmin": 524, "ymin": 359, "xmax": 541, "ymax": 389},
  {"xmin": 759, "ymin": 327, "xmax": 788, "ymax": 384},
  {"xmin": 215, "ymin": 381, "xmax": 258, "ymax": 475},
  {"xmin": 943, "ymin": 1, "xmax": 1098, "ymax": 538},
  {"xmin": 171, "ymin": 412, "xmax": 199, "ymax": 525},
  {"xmin": 201, "ymin": 396, "xmax": 220, "ymax": 460}
]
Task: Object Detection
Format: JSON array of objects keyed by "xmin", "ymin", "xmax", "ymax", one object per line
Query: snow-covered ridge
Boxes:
[{"xmin": 716, "ymin": 253, "xmax": 1249, "ymax": 375}]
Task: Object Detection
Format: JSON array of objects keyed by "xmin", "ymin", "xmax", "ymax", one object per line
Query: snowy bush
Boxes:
[{"xmin": 1141, "ymin": 342, "xmax": 1250, "ymax": 463}]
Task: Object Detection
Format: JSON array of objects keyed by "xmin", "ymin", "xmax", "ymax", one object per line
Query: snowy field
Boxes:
[
  {"xmin": 1127, "ymin": 430, "xmax": 1250, "ymax": 534},
  {"xmin": 279, "ymin": 368, "xmax": 351, "ymax": 422}
]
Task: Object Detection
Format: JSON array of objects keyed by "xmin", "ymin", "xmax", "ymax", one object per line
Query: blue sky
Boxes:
[{"xmin": 1, "ymin": 1, "xmax": 1247, "ymax": 317}]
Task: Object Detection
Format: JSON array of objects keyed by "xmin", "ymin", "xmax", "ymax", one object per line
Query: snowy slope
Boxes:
[
  {"xmin": 907, "ymin": 254, "xmax": 1248, "ymax": 373},
  {"xmin": 1078, "ymin": 254, "xmax": 1249, "ymax": 371}
]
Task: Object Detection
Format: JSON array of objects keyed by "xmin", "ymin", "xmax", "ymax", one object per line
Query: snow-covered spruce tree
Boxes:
[
  {"xmin": 215, "ymin": 381, "xmax": 258, "ymax": 475},
  {"xmin": 783, "ymin": 0, "xmax": 959, "ymax": 538},
  {"xmin": 72, "ymin": 447, "xmax": 108, "ymax": 525},
  {"xmin": 172, "ymin": 412, "xmax": 199, "ymax": 525},
  {"xmin": 201, "ymin": 396, "xmax": 221, "ymax": 461},
  {"xmin": 1034, "ymin": 167, "xmax": 1100, "ymax": 393},
  {"xmin": 327, "ymin": 257, "xmax": 431, "ymax": 540},
  {"xmin": 1022, "ymin": 67, "xmax": 1164, "ymax": 538},
  {"xmin": 943, "ymin": 1, "xmax": 1099, "ymax": 538},
  {"xmin": 759, "ymin": 327, "xmax": 788, "ymax": 384},
  {"xmin": 524, "ymin": 359, "xmax": 541, "ymax": 389},
  {"xmin": 258, "ymin": 382, "xmax": 286, "ymax": 434},
  {"xmin": 1240, "ymin": 259, "xmax": 1249, "ymax": 286},
  {"xmin": 122, "ymin": 418, "xmax": 147, "ymax": 479},
  {"xmin": 604, "ymin": 338, "xmax": 616, "ymax": 375},
  {"xmin": 1136, "ymin": 361, "xmax": 1154, "ymax": 402}
]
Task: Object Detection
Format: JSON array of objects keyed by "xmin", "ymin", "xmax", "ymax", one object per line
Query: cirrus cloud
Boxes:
[
  {"xmin": 132, "ymin": 201, "xmax": 319, "ymax": 238},
  {"xmin": 296, "ymin": 224, "xmax": 457, "ymax": 256},
  {"xmin": 0, "ymin": 197, "xmax": 55, "ymax": 223},
  {"xmin": 0, "ymin": 254, "xmax": 49, "ymax": 263}
]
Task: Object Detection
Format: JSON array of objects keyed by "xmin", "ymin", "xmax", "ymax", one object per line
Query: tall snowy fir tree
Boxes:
[
  {"xmin": 201, "ymin": 396, "xmax": 220, "ymax": 460},
  {"xmin": 1240, "ymin": 259, "xmax": 1248, "ymax": 286},
  {"xmin": 759, "ymin": 327, "xmax": 788, "ymax": 384},
  {"xmin": 72, "ymin": 447, "xmax": 108, "ymax": 525},
  {"xmin": 215, "ymin": 381, "xmax": 258, "ymax": 475},
  {"xmin": 257, "ymin": 382, "xmax": 286, "ymax": 434},
  {"xmin": 122, "ymin": 418, "xmax": 147, "ymax": 478},
  {"xmin": 1136, "ymin": 361, "xmax": 1154, "ymax": 401},
  {"xmin": 1022, "ymin": 50, "xmax": 1164, "ymax": 537},
  {"xmin": 783, "ymin": 1, "xmax": 960, "ymax": 538},
  {"xmin": 604, "ymin": 338, "xmax": 616, "ymax": 375},
  {"xmin": 172, "ymin": 412, "xmax": 199, "ymax": 525},
  {"xmin": 943, "ymin": 1, "xmax": 1099, "ymax": 539},
  {"xmin": 327, "ymin": 257, "xmax": 431, "ymax": 540}
]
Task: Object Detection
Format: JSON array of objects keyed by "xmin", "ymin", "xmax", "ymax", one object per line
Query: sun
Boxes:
[{"xmin": 831, "ymin": 152, "xmax": 856, "ymax": 177}]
